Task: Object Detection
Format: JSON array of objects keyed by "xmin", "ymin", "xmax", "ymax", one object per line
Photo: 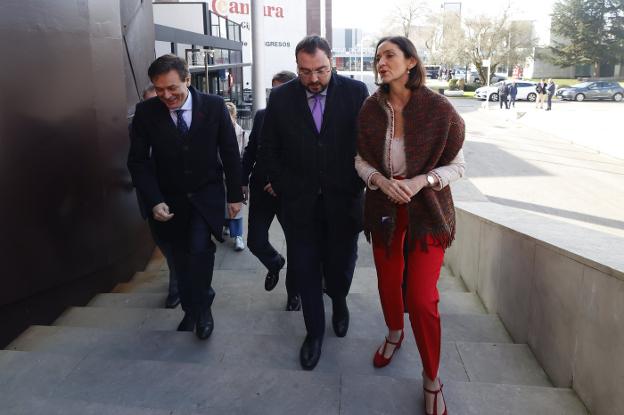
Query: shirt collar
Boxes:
[{"xmin": 305, "ymin": 88, "xmax": 328, "ymax": 100}]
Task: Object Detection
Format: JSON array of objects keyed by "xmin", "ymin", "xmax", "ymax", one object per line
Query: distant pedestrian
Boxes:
[
  {"xmin": 508, "ymin": 81, "xmax": 518, "ymax": 108},
  {"xmin": 536, "ymin": 79, "xmax": 546, "ymax": 109},
  {"xmin": 546, "ymin": 79, "xmax": 556, "ymax": 111},
  {"xmin": 498, "ymin": 82, "xmax": 509, "ymax": 109}
]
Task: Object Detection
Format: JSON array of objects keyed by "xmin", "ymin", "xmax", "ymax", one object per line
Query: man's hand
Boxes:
[
  {"xmin": 227, "ymin": 202, "xmax": 243, "ymax": 219},
  {"xmin": 152, "ymin": 202, "xmax": 174, "ymax": 222},
  {"xmin": 242, "ymin": 186, "xmax": 249, "ymax": 204},
  {"xmin": 264, "ymin": 182, "xmax": 277, "ymax": 197}
]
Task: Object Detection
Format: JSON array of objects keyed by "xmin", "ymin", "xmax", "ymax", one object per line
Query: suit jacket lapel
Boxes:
[
  {"xmin": 187, "ymin": 86, "xmax": 203, "ymax": 139},
  {"xmin": 155, "ymin": 101, "xmax": 181, "ymax": 143}
]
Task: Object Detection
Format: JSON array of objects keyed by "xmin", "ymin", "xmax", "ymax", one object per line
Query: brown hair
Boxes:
[
  {"xmin": 373, "ymin": 36, "xmax": 426, "ymax": 92},
  {"xmin": 148, "ymin": 54, "xmax": 190, "ymax": 82}
]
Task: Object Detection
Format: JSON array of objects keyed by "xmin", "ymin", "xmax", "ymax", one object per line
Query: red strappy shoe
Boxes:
[
  {"xmin": 372, "ymin": 331, "xmax": 404, "ymax": 368},
  {"xmin": 423, "ymin": 381, "xmax": 448, "ymax": 415}
]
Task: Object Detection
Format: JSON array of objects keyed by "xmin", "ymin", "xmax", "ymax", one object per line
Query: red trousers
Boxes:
[{"xmin": 372, "ymin": 205, "xmax": 445, "ymax": 380}]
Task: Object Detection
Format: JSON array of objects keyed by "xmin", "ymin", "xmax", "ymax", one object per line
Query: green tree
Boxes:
[{"xmin": 550, "ymin": 0, "xmax": 624, "ymax": 77}]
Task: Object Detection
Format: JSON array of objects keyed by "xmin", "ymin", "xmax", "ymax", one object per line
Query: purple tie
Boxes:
[{"xmin": 311, "ymin": 94, "xmax": 322, "ymax": 133}]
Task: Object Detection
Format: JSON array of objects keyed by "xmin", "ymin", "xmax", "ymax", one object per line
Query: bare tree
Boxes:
[
  {"xmin": 462, "ymin": 5, "xmax": 536, "ymax": 83},
  {"xmin": 390, "ymin": 0, "xmax": 430, "ymax": 38}
]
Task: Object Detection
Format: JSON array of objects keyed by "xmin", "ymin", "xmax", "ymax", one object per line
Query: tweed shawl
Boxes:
[{"xmin": 357, "ymin": 86, "xmax": 465, "ymax": 251}]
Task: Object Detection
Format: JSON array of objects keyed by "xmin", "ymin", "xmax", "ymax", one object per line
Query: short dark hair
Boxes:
[
  {"xmin": 373, "ymin": 36, "xmax": 426, "ymax": 92},
  {"xmin": 148, "ymin": 54, "xmax": 190, "ymax": 82},
  {"xmin": 272, "ymin": 70, "xmax": 297, "ymax": 84},
  {"xmin": 295, "ymin": 35, "xmax": 332, "ymax": 60}
]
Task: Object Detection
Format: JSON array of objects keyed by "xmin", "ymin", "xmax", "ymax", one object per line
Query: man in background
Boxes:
[{"xmin": 242, "ymin": 70, "xmax": 300, "ymax": 311}]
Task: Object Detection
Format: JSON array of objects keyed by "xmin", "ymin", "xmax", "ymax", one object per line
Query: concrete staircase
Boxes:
[{"xmin": 2, "ymin": 224, "xmax": 589, "ymax": 414}]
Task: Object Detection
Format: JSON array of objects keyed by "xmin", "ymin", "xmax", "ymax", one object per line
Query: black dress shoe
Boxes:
[
  {"xmin": 285, "ymin": 294, "xmax": 301, "ymax": 311},
  {"xmin": 332, "ymin": 297, "xmax": 350, "ymax": 337},
  {"xmin": 195, "ymin": 308, "xmax": 214, "ymax": 340},
  {"xmin": 300, "ymin": 335, "xmax": 323, "ymax": 370},
  {"xmin": 177, "ymin": 313, "xmax": 196, "ymax": 332},
  {"xmin": 265, "ymin": 255, "xmax": 285, "ymax": 291},
  {"xmin": 165, "ymin": 294, "xmax": 181, "ymax": 309}
]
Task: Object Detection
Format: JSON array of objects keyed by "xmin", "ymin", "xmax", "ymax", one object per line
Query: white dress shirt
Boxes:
[{"xmin": 169, "ymin": 90, "xmax": 193, "ymax": 128}]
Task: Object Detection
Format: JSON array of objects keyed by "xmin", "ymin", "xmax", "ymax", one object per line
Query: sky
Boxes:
[{"xmin": 332, "ymin": 0, "xmax": 557, "ymax": 45}]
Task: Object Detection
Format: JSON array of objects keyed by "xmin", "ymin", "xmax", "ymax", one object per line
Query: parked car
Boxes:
[
  {"xmin": 556, "ymin": 81, "xmax": 624, "ymax": 102},
  {"xmin": 425, "ymin": 65, "xmax": 441, "ymax": 79},
  {"xmin": 453, "ymin": 69, "xmax": 466, "ymax": 80},
  {"xmin": 466, "ymin": 71, "xmax": 506, "ymax": 84},
  {"xmin": 475, "ymin": 80, "xmax": 538, "ymax": 102}
]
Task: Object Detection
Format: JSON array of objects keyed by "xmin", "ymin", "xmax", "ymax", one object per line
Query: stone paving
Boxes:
[{"xmin": 1, "ymin": 219, "xmax": 589, "ymax": 414}]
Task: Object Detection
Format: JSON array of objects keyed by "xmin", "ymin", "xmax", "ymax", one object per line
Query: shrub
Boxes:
[
  {"xmin": 463, "ymin": 83, "xmax": 478, "ymax": 92},
  {"xmin": 448, "ymin": 79, "xmax": 459, "ymax": 90},
  {"xmin": 457, "ymin": 78, "xmax": 465, "ymax": 90}
]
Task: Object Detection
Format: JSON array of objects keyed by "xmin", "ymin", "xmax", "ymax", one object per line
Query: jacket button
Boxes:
[
  {"xmin": 184, "ymin": 169, "xmax": 192, "ymax": 175},
  {"xmin": 186, "ymin": 193, "xmax": 193, "ymax": 199},
  {"xmin": 183, "ymin": 145, "xmax": 189, "ymax": 151}
]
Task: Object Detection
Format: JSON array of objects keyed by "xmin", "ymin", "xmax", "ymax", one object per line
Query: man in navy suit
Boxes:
[
  {"xmin": 260, "ymin": 36, "xmax": 369, "ymax": 369},
  {"xmin": 128, "ymin": 55, "xmax": 243, "ymax": 340}
]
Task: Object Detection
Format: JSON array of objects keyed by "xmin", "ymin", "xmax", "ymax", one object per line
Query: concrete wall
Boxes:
[{"xmin": 445, "ymin": 201, "xmax": 624, "ymax": 415}]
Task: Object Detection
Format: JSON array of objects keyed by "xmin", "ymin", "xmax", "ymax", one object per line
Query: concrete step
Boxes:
[
  {"xmin": 112, "ymin": 267, "xmax": 467, "ymax": 296},
  {"xmin": 52, "ymin": 307, "xmax": 511, "ymax": 343},
  {"xmin": 0, "ymin": 350, "xmax": 588, "ymax": 415},
  {"xmin": 2, "ymin": 396, "xmax": 175, "ymax": 415},
  {"xmin": 90, "ymin": 289, "xmax": 486, "ymax": 314},
  {"xmin": 8, "ymin": 325, "xmax": 550, "ymax": 387}
]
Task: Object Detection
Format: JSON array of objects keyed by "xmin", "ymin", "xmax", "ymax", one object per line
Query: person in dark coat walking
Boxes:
[
  {"xmin": 508, "ymin": 80, "xmax": 518, "ymax": 108},
  {"xmin": 242, "ymin": 70, "xmax": 301, "ymax": 311},
  {"xmin": 128, "ymin": 54, "xmax": 243, "ymax": 340},
  {"xmin": 546, "ymin": 78, "xmax": 556, "ymax": 111},
  {"xmin": 498, "ymin": 82, "xmax": 509, "ymax": 109},
  {"xmin": 260, "ymin": 36, "xmax": 369, "ymax": 370}
]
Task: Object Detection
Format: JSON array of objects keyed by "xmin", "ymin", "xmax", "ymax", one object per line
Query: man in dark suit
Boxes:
[
  {"xmin": 241, "ymin": 70, "xmax": 300, "ymax": 311},
  {"xmin": 260, "ymin": 36, "xmax": 369, "ymax": 370},
  {"xmin": 128, "ymin": 54, "xmax": 243, "ymax": 340}
]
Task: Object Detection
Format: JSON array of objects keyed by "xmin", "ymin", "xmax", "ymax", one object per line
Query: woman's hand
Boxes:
[
  {"xmin": 404, "ymin": 175, "xmax": 428, "ymax": 196},
  {"xmin": 372, "ymin": 174, "xmax": 412, "ymax": 204}
]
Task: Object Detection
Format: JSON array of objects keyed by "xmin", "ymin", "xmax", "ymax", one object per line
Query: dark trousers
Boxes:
[
  {"xmin": 509, "ymin": 95, "xmax": 516, "ymax": 108},
  {"xmin": 547, "ymin": 94, "xmax": 553, "ymax": 110},
  {"xmin": 499, "ymin": 95, "xmax": 509, "ymax": 109},
  {"xmin": 247, "ymin": 183, "xmax": 297, "ymax": 296},
  {"xmin": 284, "ymin": 195, "xmax": 358, "ymax": 338},
  {"xmin": 148, "ymin": 220, "xmax": 179, "ymax": 299},
  {"xmin": 172, "ymin": 205, "xmax": 216, "ymax": 316}
]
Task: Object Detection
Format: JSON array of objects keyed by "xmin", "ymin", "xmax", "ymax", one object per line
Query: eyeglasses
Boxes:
[{"xmin": 297, "ymin": 67, "xmax": 331, "ymax": 78}]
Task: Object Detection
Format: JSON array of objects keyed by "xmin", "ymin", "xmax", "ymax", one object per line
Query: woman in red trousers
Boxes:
[{"xmin": 355, "ymin": 36, "xmax": 465, "ymax": 415}]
